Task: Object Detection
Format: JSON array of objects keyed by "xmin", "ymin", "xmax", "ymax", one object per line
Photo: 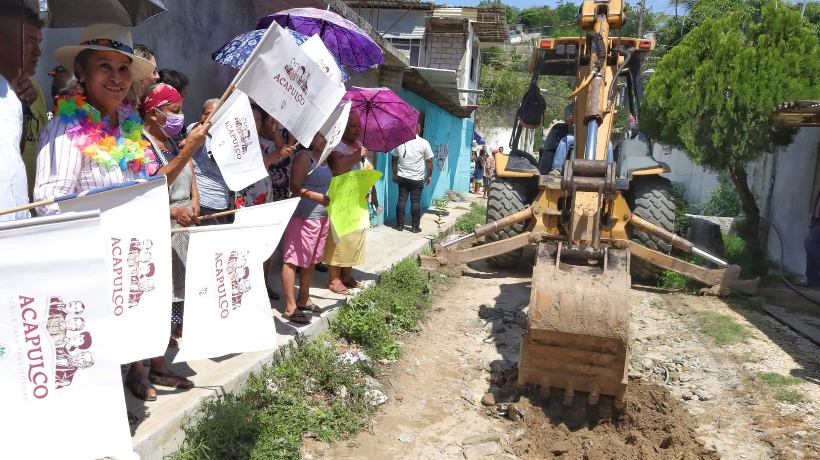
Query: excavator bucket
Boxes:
[{"xmin": 518, "ymin": 243, "xmax": 631, "ymax": 410}]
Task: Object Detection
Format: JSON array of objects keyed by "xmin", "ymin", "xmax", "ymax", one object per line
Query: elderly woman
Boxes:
[
  {"xmin": 34, "ymin": 24, "xmax": 208, "ymax": 416},
  {"xmin": 281, "ymin": 132, "xmax": 332, "ymax": 324},
  {"xmin": 141, "ymin": 82, "xmax": 199, "ymax": 353}
]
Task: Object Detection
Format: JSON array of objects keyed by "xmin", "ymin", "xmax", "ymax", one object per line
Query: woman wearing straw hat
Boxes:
[{"xmin": 33, "ymin": 23, "xmax": 210, "ymax": 422}]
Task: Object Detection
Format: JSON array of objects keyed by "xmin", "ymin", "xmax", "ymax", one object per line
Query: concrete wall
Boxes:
[
  {"xmin": 422, "ymin": 29, "xmax": 466, "ymax": 74},
  {"xmin": 656, "ymin": 128, "xmax": 820, "ymax": 274},
  {"xmin": 367, "ymin": 88, "xmax": 472, "ymax": 226},
  {"xmin": 33, "ymin": 0, "xmax": 322, "ymax": 122}
]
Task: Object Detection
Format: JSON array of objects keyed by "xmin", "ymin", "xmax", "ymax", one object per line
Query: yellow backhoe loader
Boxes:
[{"xmin": 421, "ymin": 0, "xmax": 758, "ymax": 410}]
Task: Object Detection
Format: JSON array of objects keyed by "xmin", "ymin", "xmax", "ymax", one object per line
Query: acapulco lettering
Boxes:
[
  {"xmin": 111, "ymin": 237, "xmax": 124, "ymax": 316},
  {"xmin": 214, "ymin": 253, "xmax": 230, "ymax": 318},
  {"xmin": 19, "ymin": 295, "xmax": 48, "ymax": 399}
]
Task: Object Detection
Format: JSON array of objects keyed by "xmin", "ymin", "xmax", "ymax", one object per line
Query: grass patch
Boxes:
[
  {"xmin": 723, "ymin": 233, "xmax": 772, "ymax": 279},
  {"xmin": 171, "ymin": 256, "xmax": 446, "ymax": 459},
  {"xmin": 454, "ymin": 202, "xmax": 487, "ymax": 234},
  {"xmin": 170, "ymin": 335, "xmax": 376, "ymax": 460},
  {"xmin": 756, "ymin": 372, "xmax": 807, "ymax": 403},
  {"xmin": 332, "ymin": 257, "xmax": 442, "ymax": 360},
  {"xmin": 696, "ymin": 311, "xmax": 752, "ymax": 344},
  {"xmin": 658, "ymin": 270, "xmax": 705, "ymax": 294}
]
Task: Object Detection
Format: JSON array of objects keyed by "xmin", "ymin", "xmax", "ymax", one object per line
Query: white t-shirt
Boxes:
[
  {"xmin": 392, "ymin": 135, "xmax": 433, "ymax": 181},
  {"xmin": 0, "ymin": 75, "xmax": 29, "ymax": 222}
]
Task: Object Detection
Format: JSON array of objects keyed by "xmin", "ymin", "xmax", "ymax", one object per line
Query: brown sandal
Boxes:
[
  {"xmin": 148, "ymin": 370, "xmax": 195, "ymax": 389},
  {"xmin": 285, "ymin": 311, "xmax": 311, "ymax": 324},
  {"xmin": 125, "ymin": 376, "xmax": 157, "ymax": 401},
  {"xmin": 328, "ymin": 284, "xmax": 351, "ymax": 295}
]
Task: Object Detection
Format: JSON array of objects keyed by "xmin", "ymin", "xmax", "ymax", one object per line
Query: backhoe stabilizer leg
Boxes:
[
  {"xmin": 419, "ymin": 232, "xmax": 534, "ymax": 275},
  {"xmin": 626, "ymin": 241, "xmax": 759, "ymax": 295}
]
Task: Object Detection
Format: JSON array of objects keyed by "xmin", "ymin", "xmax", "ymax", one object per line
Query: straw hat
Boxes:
[{"xmin": 54, "ymin": 23, "xmax": 155, "ymax": 81}]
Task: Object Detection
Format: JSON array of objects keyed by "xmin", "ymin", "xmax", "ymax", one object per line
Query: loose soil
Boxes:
[{"xmin": 306, "ymin": 258, "xmax": 820, "ymax": 460}]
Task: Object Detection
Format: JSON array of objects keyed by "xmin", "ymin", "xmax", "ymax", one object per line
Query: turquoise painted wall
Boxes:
[{"xmin": 368, "ymin": 89, "xmax": 473, "ymax": 227}]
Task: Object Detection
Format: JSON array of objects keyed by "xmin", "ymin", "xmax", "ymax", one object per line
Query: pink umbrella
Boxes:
[{"xmin": 345, "ymin": 87, "xmax": 419, "ymax": 152}]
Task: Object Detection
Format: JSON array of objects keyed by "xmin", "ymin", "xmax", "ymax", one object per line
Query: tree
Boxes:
[{"xmin": 641, "ymin": 2, "xmax": 820, "ymax": 258}]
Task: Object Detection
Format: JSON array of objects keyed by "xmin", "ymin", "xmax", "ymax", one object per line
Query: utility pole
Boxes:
[
  {"xmin": 801, "ymin": 0, "xmax": 808, "ymax": 18},
  {"xmin": 637, "ymin": 0, "xmax": 646, "ymax": 38}
]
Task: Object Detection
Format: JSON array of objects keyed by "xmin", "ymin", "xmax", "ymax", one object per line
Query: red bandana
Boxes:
[{"xmin": 140, "ymin": 83, "xmax": 181, "ymax": 112}]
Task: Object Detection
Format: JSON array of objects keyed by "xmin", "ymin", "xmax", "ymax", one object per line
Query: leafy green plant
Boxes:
[
  {"xmin": 697, "ymin": 183, "xmax": 743, "ymax": 217},
  {"xmin": 672, "ymin": 181, "xmax": 693, "ymax": 236},
  {"xmin": 431, "ymin": 197, "xmax": 449, "ymax": 237},
  {"xmin": 658, "ymin": 269, "xmax": 705, "ymax": 294},
  {"xmin": 455, "ymin": 202, "xmax": 487, "ymax": 234},
  {"xmin": 723, "ymin": 233, "xmax": 772, "ymax": 278},
  {"xmin": 696, "ymin": 311, "xmax": 753, "ymax": 344}
]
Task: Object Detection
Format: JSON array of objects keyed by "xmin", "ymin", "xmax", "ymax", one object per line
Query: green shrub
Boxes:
[
  {"xmin": 698, "ymin": 183, "xmax": 743, "ymax": 217},
  {"xmin": 171, "ymin": 336, "xmax": 375, "ymax": 460},
  {"xmin": 672, "ymin": 181, "xmax": 693, "ymax": 236},
  {"xmin": 723, "ymin": 233, "xmax": 772, "ymax": 278},
  {"xmin": 332, "ymin": 257, "xmax": 436, "ymax": 359},
  {"xmin": 455, "ymin": 202, "xmax": 487, "ymax": 234}
]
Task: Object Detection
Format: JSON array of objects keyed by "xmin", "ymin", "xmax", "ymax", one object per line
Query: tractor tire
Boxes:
[
  {"xmin": 627, "ymin": 175, "xmax": 676, "ymax": 282},
  {"xmin": 485, "ymin": 176, "xmax": 537, "ymax": 268}
]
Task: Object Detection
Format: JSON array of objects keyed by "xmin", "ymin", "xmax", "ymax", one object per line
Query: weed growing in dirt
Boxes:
[
  {"xmin": 696, "ymin": 311, "xmax": 752, "ymax": 344},
  {"xmin": 332, "ymin": 257, "xmax": 439, "ymax": 359},
  {"xmin": 170, "ymin": 334, "xmax": 376, "ymax": 460},
  {"xmin": 454, "ymin": 202, "xmax": 487, "ymax": 234},
  {"xmin": 658, "ymin": 270, "xmax": 704, "ymax": 294},
  {"xmin": 431, "ymin": 197, "xmax": 449, "ymax": 237},
  {"xmin": 756, "ymin": 372, "xmax": 807, "ymax": 403}
]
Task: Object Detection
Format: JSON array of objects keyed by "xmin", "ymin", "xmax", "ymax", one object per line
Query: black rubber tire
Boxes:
[
  {"xmin": 627, "ymin": 175, "xmax": 676, "ymax": 282},
  {"xmin": 485, "ymin": 176, "xmax": 538, "ymax": 268}
]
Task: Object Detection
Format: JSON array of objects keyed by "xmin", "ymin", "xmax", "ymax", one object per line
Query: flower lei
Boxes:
[{"xmin": 55, "ymin": 94, "xmax": 158, "ymax": 178}]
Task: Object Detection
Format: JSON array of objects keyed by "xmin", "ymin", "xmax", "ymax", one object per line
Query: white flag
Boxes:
[
  {"xmin": 173, "ymin": 202, "xmax": 295, "ymax": 363},
  {"xmin": 233, "ymin": 22, "xmax": 346, "ymax": 147},
  {"xmin": 231, "ymin": 198, "xmax": 300, "ymax": 254},
  {"xmin": 300, "ymin": 34, "xmax": 346, "ymax": 86},
  {"xmin": 209, "ymin": 89, "xmax": 268, "ymax": 191},
  {"xmin": 317, "ymin": 100, "xmax": 351, "ymax": 168},
  {"xmin": 0, "ymin": 211, "xmax": 133, "ymax": 459},
  {"xmin": 57, "ymin": 178, "xmax": 172, "ymax": 363}
]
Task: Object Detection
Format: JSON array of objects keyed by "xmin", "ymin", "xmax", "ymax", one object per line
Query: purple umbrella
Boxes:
[
  {"xmin": 212, "ymin": 28, "xmax": 350, "ymax": 81},
  {"xmin": 345, "ymin": 87, "xmax": 419, "ymax": 152},
  {"xmin": 256, "ymin": 8, "xmax": 385, "ymax": 73}
]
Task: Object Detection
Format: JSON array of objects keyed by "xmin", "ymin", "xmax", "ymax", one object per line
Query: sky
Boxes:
[{"xmin": 452, "ymin": 0, "xmax": 672, "ymax": 14}]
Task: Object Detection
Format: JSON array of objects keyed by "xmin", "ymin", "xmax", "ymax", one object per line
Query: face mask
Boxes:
[{"xmin": 156, "ymin": 108, "xmax": 185, "ymax": 137}]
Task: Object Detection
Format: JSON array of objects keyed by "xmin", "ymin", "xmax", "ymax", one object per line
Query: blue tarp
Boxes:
[{"xmin": 473, "ymin": 132, "xmax": 486, "ymax": 145}]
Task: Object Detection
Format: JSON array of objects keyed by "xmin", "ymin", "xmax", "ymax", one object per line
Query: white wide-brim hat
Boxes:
[{"xmin": 54, "ymin": 23, "xmax": 155, "ymax": 81}]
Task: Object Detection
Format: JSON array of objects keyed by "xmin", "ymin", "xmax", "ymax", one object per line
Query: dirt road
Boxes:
[{"xmin": 306, "ymin": 259, "xmax": 820, "ymax": 460}]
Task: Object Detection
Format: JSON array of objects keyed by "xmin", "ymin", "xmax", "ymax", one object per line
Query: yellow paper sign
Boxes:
[{"xmin": 326, "ymin": 170, "xmax": 383, "ymax": 238}]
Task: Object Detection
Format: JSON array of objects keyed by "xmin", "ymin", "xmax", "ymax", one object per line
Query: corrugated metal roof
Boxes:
[
  {"xmin": 356, "ymin": 8, "xmax": 427, "ymax": 39},
  {"xmin": 412, "ymin": 66, "xmax": 462, "ymax": 103},
  {"xmin": 773, "ymin": 100, "xmax": 820, "ymax": 127}
]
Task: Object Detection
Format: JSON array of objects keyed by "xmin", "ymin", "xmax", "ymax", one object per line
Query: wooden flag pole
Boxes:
[
  {"xmin": 203, "ymin": 85, "xmax": 236, "ymax": 126},
  {"xmin": 0, "ymin": 198, "xmax": 54, "ymax": 217},
  {"xmin": 198, "ymin": 208, "xmax": 240, "ymax": 221}
]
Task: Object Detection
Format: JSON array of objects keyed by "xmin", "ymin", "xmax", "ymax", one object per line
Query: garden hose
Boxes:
[{"xmin": 761, "ymin": 216, "xmax": 820, "ymax": 307}]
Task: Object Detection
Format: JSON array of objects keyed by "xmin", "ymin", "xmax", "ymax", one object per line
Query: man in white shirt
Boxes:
[
  {"xmin": 391, "ymin": 124, "xmax": 433, "ymax": 233},
  {"xmin": 0, "ymin": 3, "xmax": 34, "ymax": 222}
]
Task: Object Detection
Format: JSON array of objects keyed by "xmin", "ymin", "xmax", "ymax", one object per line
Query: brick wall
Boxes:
[{"xmin": 424, "ymin": 33, "xmax": 467, "ymax": 73}]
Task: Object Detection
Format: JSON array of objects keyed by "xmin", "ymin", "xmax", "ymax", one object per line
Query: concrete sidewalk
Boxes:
[
  {"xmin": 757, "ymin": 283, "xmax": 820, "ymax": 346},
  {"xmin": 128, "ymin": 195, "xmax": 483, "ymax": 460}
]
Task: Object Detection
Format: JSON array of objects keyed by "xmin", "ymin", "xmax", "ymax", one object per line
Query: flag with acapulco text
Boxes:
[
  {"xmin": 209, "ymin": 89, "xmax": 269, "ymax": 191},
  {"xmin": 0, "ymin": 211, "xmax": 133, "ymax": 460},
  {"xmin": 56, "ymin": 177, "xmax": 172, "ymax": 364},
  {"xmin": 232, "ymin": 22, "xmax": 346, "ymax": 147},
  {"xmin": 174, "ymin": 198, "xmax": 299, "ymax": 363}
]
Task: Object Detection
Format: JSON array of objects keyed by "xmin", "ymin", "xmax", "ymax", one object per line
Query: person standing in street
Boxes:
[
  {"xmin": 473, "ymin": 148, "xmax": 485, "ymax": 195},
  {"xmin": 392, "ymin": 124, "xmax": 433, "ymax": 232},
  {"xmin": 483, "ymin": 149, "xmax": 495, "ymax": 199}
]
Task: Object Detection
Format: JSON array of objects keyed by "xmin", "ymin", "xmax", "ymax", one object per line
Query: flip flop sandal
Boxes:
[
  {"xmin": 328, "ymin": 285, "xmax": 351, "ymax": 295},
  {"xmin": 267, "ymin": 286, "xmax": 280, "ymax": 300},
  {"xmin": 148, "ymin": 370, "xmax": 195, "ymax": 389},
  {"xmin": 285, "ymin": 311, "xmax": 311, "ymax": 324},
  {"xmin": 297, "ymin": 303, "xmax": 324, "ymax": 313},
  {"xmin": 125, "ymin": 376, "xmax": 157, "ymax": 401}
]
